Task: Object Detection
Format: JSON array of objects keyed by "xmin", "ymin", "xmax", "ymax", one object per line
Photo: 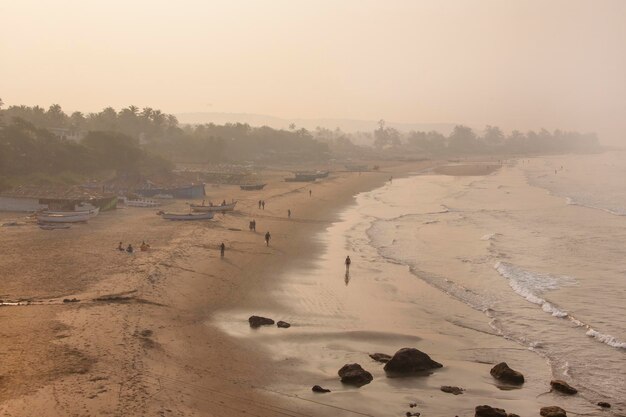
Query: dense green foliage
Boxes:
[{"xmin": 0, "ymin": 119, "xmax": 172, "ymax": 182}]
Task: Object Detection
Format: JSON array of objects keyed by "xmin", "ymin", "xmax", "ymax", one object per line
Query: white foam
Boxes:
[
  {"xmin": 494, "ymin": 262, "xmax": 572, "ymax": 318},
  {"xmin": 481, "ymin": 233, "xmax": 498, "ymax": 241},
  {"xmin": 585, "ymin": 329, "xmax": 626, "ymax": 349}
]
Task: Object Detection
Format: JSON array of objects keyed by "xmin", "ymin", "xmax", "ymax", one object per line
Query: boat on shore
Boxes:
[
  {"xmin": 161, "ymin": 212, "xmax": 215, "ymax": 221},
  {"xmin": 190, "ymin": 201, "xmax": 237, "ymax": 212},
  {"xmin": 37, "ymin": 212, "xmax": 90, "ymax": 223},
  {"xmin": 44, "ymin": 207, "xmax": 100, "ymax": 217},
  {"xmin": 240, "ymin": 184, "xmax": 266, "ymax": 191}
]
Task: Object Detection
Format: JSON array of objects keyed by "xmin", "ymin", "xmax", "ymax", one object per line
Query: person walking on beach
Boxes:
[
  {"xmin": 287, "ymin": 209, "xmax": 291, "ymax": 219},
  {"xmin": 252, "ymin": 219, "xmax": 256, "ymax": 231},
  {"xmin": 220, "ymin": 242, "xmax": 225, "ymax": 258},
  {"xmin": 265, "ymin": 231, "xmax": 271, "ymax": 246},
  {"xmin": 117, "ymin": 242, "xmax": 124, "ymax": 251},
  {"xmin": 258, "ymin": 200, "xmax": 262, "ymax": 209},
  {"xmin": 262, "ymin": 200, "xmax": 265, "ymax": 210},
  {"xmin": 309, "ymin": 189, "xmax": 312, "ymax": 197},
  {"xmin": 345, "ymin": 255, "xmax": 351, "ymax": 271}
]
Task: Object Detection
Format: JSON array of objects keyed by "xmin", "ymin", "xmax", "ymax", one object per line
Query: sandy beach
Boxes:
[
  {"xmin": 1, "ymin": 158, "xmax": 621, "ymax": 417},
  {"xmin": 0, "ymin": 162, "xmax": 426, "ymax": 416}
]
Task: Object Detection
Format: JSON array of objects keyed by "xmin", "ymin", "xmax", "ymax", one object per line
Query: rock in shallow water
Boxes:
[
  {"xmin": 490, "ymin": 362, "xmax": 524, "ymax": 384},
  {"xmin": 369, "ymin": 353, "xmax": 392, "ymax": 363},
  {"xmin": 248, "ymin": 315, "xmax": 275, "ymax": 328},
  {"xmin": 597, "ymin": 402, "xmax": 611, "ymax": 408},
  {"xmin": 311, "ymin": 385, "xmax": 330, "ymax": 393},
  {"xmin": 550, "ymin": 379, "xmax": 577, "ymax": 395},
  {"xmin": 540, "ymin": 406, "xmax": 567, "ymax": 417},
  {"xmin": 475, "ymin": 405, "xmax": 507, "ymax": 417},
  {"xmin": 276, "ymin": 321, "xmax": 291, "ymax": 328},
  {"xmin": 441, "ymin": 385, "xmax": 464, "ymax": 395},
  {"xmin": 338, "ymin": 363, "xmax": 373, "ymax": 387},
  {"xmin": 383, "ymin": 348, "xmax": 443, "ymax": 374}
]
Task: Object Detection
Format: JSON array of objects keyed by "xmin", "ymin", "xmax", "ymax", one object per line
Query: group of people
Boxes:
[
  {"xmin": 117, "ymin": 241, "xmax": 150, "ymax": 254},
  {"xmin": 258, "ymin": 200, "xmax": 266, "ymax": 209}
]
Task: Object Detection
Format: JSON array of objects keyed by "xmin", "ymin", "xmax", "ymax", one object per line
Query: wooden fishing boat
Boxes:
[
  {"xmin": 44, "ymin": 207, "xmax": 100, "ymax": 217},
  {"xmin": 190, "ymin": 201, "xmax": 237, "ymax": 212},
  {"xmin": 240, "ymin": 183, "xmax": 266, "ymax": 191},
  {"xmin": 161, "ymin": 212, "xmax": 215, "ymax": 221},
  {"xmin": 37, "ymin": 212, "xmax": 90, "ymax": 223}
]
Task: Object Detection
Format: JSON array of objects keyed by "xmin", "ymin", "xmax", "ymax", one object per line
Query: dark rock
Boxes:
[
  {"xmin": 540, "ymin": 406, "xmax": 567, "ymax": 417},
  {"xmin": 338, "ymin": 363, "xmax": 373, "ymax": 387},
  {"xmin": 311, "ymin": 385, "xmax": 330, "ymax": 393},
  {"xmin": 405, "ymin": 413, "xmax": 420, "ymax": 417},
  {"xmin": 508, "ymin": 414, "xmax": 520, "ymax": 417},
  {"xmin": 550, "ymin": 379, "xmax": 577, "ymax": 395},
  {"xmin": 276, "ymin": 321, "xmax": 291, "ymax": 328},
  {"xmin": 63, "ymin": 298, "xmax": 79, "ymax": 303},
  {"xmin": 441, "ymin": 385, "xmax": 464, "ymax": 395},
  {"xmin": 490, "ymin": 362, "xmax": 524, "ymax": 384},
  {"xmin": 409, "ymin": 403, "xmax": 417, "ymax": 408},
  {"xmin": 369, "ymin": 353, "xmax": 392, "ymax": 363},
  {"xmin": 475, "ymin": 405, "xmax": 507, "ymax": 417},
  {"xmin": 383, "ymin": 348, "xmax": 443, "ymax": 375},
  {"xmin": 597, "ymin": 402, "xmax": 611, "ymax": 408},
  {"xmin": 248, "ymin": 316, "xmax": 275, "ymax": 328}
]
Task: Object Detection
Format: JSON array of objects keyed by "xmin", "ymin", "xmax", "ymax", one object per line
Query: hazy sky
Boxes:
[{"xmin": 1, "ymin": 0, "xmax": 625, "ymax": 141}]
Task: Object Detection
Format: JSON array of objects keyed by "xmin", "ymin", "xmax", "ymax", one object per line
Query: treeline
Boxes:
[
  {"xmin": 0, "ymin": 119, "xmax": 172, "ymax": 185},
  {"xmin": 371, "ymin": 121, "xmax": 600, "ymax": 156},
  {"xmin": 0, "ymin": 103, "xmax": 330, "ymax": 163}
]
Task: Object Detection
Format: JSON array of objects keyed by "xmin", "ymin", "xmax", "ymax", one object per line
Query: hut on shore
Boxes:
[{"xmin": 0, "ymin": 185, "xmax": 117, "ymax": 212}]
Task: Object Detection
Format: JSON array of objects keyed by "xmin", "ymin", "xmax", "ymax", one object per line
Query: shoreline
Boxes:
[
  {"xmin": 0, "ymin": 161, "xmax": 434, "ymax": 416},
  {"xmin": 2, "ymin": 157, "xmax": 616, "ymax": 416}
]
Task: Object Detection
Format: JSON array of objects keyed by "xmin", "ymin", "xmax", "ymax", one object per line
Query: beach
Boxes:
[{"xmin": 1, "ymin": 157, "xmax": 623, "ymax": 417}]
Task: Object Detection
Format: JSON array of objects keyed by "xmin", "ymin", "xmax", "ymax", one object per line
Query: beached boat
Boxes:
[
  {"xmin": 119, "ymin": 197, "xmax": 160, "ymax": 207},
  {"xmin": 37, "ymin": 212, "xmax": 90, "ymax": 223},
  {"xmin": 240, "ymin": 184, "xmax": 266, "ymax": 191},
  {"xmin": 161, "ymin": 212, "xmax": 215, "ymax": 221},
  {"xmin": 44, "ymin": 207, "xmax": 100, "ymax": 217},
  {"xmin": 190, "ymin": 201, "xmax": 237, "ymax": 212}
]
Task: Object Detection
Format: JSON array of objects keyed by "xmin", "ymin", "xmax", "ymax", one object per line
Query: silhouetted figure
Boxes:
[
  {"xmin": 126, "ymin": 244, "xmax": 134, "ymax": 254},
  {"xmin": 252, "ymin": 219, "xmax": 256, "ymax": 231},
  {"xmin": 258, "ymin": 200, "xmax": 262, "ymax": 209},
  {"xmin": 262, "ymin": 200, "xmax": 265, "ymax": 210},
  {"xmin": 389, "ymin": 176, "xmax": 393, "ymax": 183},
  {"xmin": 287, "ymin": 209, "xmax": 291, "ymax": 219},
  {"xmin": 220, "ymin": 242, "xmax": 225, "ymax": 258},
  {"xmin": 140, "ymin": 241, "xmax": 150, "ymax": 251},
  {"xmin": 117, "ymin": 242, "xmax": 124, "ymax": 251},
  {"xmin": 309, "ymin": 189, "xmax": 312, "ymax": 197},
  {"xmin": 265, "ymin": 231, "xmax": 271, "ymax": 246},
  {"xmin": 345, "ymin": 256, "xmax": 351, "ymax": 271}
]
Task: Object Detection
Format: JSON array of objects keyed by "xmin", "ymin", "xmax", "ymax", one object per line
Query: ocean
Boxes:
[{"xmin": 355, "ymin": 152, "xmax": 625, "ymax": 411}]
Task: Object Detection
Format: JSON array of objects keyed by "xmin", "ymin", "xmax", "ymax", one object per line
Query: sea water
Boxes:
[{"xmin": 353, "ymin": 153, "xmax": 625, "ymax": 411}]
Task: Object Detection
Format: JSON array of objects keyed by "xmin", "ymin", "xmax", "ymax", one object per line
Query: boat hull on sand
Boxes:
[
  {"xmin": 161, "ymin": 212, "xmax": 215, "ymax": 221},
  {"xmin": 37, "ymin": 213, "xmax": 90, "ymax": 223},
  {"xmin": 190, "ymin": 202, "xmax": 237, "ymax": 212}
]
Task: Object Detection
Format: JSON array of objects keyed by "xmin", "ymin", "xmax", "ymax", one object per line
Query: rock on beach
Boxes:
[
  {"xmin": 490, "ymin": 362, "xmax": 524, "ymax": 384},
  {"xmin": 338, "ymin": 363, "xmax": 373, "ymax": 387},
  {"xmin": 248, "ymin": 316, "xmax": 275, "ymax": 328},
  {"xmin": 383, "ymin": 348, "xmax": 443, "ymax": 375}
]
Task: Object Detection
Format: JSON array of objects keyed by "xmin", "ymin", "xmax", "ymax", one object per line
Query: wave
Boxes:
[
  {"xmin": 565, "ymin": 196, "xmax": 626, "ymax": 216},
  {"xmin": 494, "ymin": 261, "xmax": 626, "ymax": 350}
]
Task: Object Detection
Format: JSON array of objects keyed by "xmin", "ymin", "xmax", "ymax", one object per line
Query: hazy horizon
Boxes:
[{"xmin": 2, "ymin": 0, "xmax": 625, "ymax": 143}]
